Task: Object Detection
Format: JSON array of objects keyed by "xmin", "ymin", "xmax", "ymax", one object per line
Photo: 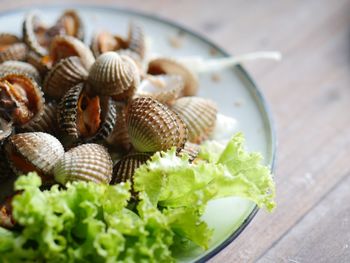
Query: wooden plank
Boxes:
[{"xmin": 257, "ymin": 172, "xmax": 350, "ymax": 263}]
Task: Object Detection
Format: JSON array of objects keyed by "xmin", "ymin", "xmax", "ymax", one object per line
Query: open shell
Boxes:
[
  {"xmin": 91, "ymin": 31, "xmax": 127, "ymax": 57},
  {"xmin": 0, "ymin": 73, "xmax": 45, "ymax": 128},
  {"xmin": 147, "ymin": 57, "xmax": 198, "ymax": 96},
  {"xmin": 0, "ymin": 34, "xmax": 27, "ymax": 63},
  {"xmin": 56, "ymin": 10, "xmax": 84, "ymax": 41},
  {"xmin": 0, "ymin": 61, "xmax": 41, "ymax": 84},
  {"xmin": 136, "ymin": 74, "xmax": 184, "ymax": 104},
  {"xmin": 50, "ymin": 35, "xmax": 95, "ymax": 70},
  {"xmin": 106, "ymin": 104, "xmax": 130, "ymax": 151},
  {"xmin": 4, "ymin": 132, "xmax": 64, "ymax": 180},
  {"xmin": 127, "ymin": 22, "xmax": 145, "ymax": 60},
  {"xmin": 127, "ymin": 97, "xmax": 187, "ymax": 152},
  {"xmin": 58, "ymin": 83, "xmax": 117, "ymax": 144},
  {"xmin": 0, "ymin": 118, "xmax": 12, "ymax": 143},
  {"xmin": 54, "ymin": 143, "xmax": 113, "ymax": 184},
  {"xmin": 43, "ymin": 56, "xmax": 88, "ymax": 100},
  {"xmin": 171, "ymin": 97, "xmax": 217, "ymax": 143},
  {"xmin": 26, "ymin": 50, "xmax": 52, "ymax": 77},
  {"xmin": 87, "ymin": 52, "xmax": 140, "ymax": 98}
]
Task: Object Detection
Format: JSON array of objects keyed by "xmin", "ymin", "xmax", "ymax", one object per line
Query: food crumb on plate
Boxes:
[{"xmin": 211, "ymin": 73, "xmax": 221, "ymax": 82}]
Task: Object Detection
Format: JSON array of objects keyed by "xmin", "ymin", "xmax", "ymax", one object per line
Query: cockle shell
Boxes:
[
  {"xmin": 54, "ymin": 143, "xmax": 113, "ymax": 184},
  {"xmin": 111, "ymin": 153, "xmax": 150, "ymax": 196},
  {"xmin": 20, "ymin": 102, "xmax": 58, "ymax": 136},
  {"xmin": 0, "ymin": 34, "xmax": 28, "ymax": 63},
  {"xmin": 91, "ymin": 31, "xmax": 127, "ymax": 57},
  {"xmin": 43, "ymin": 56, "xmax": 88, "ymax": 99},
  {"xmin": 0, "ymin": 61, "xmax": 41, "ymax": 84},
  {"xmin": 50, "ymin": 35, "xmax": 95, "ymax": 70},
  {"xmin": 56, "ymin": 9, "xmax": 84, "ymax": 41},
  {"xmin": 0, "ymin": 118, "xmax": 12, "ymax": 143},
  {"xmin": 178, "ymin": 142, "xmax": 201, "ymax": 162},
  {"xmin": 0, "ymin": 73, "xmax": 45, "ymax": 128},
  {"xmin": 4, "ymin": 132, "xmax": 64, "ymax": 179},
  {"xmin": 127, "ymin": 22, "xmax": 145, "ymax": 60},
  {"xmin": 147, "ymin": 57, "xmax": 198, "ymax": 96},
  {"xmin": 126, "ymin": 97, "xmax": 188, "ymax": 152},
  {"xmin": 87, "ymin": 52, "xmax": 140, "ymax": 98},
  {"xmin": 58, "ymin": 83, "xmax": 117, "ymax": 143},
  {"xmin": 136, "ymin": 74, "xmax": 184, "ymax": 104},
  {"xmin": 26, "ymin": 50, "xmax": 52, "ymax": 76},
  {"xmin": 171, "ymin": 97, "xmax": 217, "ymax": 143}
]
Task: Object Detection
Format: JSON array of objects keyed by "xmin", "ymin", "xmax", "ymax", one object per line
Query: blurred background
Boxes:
[{"xmin": 2, "ymin": 0, "xmax": 349, "ymax": 262}]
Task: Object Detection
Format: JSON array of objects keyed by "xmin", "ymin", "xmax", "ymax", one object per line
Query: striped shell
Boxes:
[
  {"xmin": 54, "ymin": 143, "xmax": 113, "ymax": 184},
  {"xmin": 56, "ymin": 10, "xmax": 84, "ymax": 41},
  {"xmin": 87, "ymin": 52, "xmax": 140, "ymax": 97},
  {"xmin": 178, "ymin": 142, "xmax": 201, "ymax": 162},
  {"xmin": 50, "ymin": 35, "xmax": 95, "ymax": 70},
  {"xmin": 136, "ymin": 74, "xmax": 184, "ymax": 104},
  {"xmin": 106, "ymin": 105, "xmax": 130, "ymax": 151},
  {"xmin": 111, "ymin": 153, "xmax": 150, "ymax": 196},
  {"xmin": 43, "ymin": 56, "xmax": 88, "ymax": 99},
  {"xmin": 0, "ymin": 73, "xmax": 45, "ymax": 128},
  {"xmin": 0, "ymin": 61, "xmax": 41, "ymax": 84},
  {"xmin": 127, "ymin": 22, "xmax": 145, "ymax": 60},
  {"xmin": 171, "ymin": 97, "xmax": 217, "ymax": 143},
  {"xmin": 0, "ymin": 118, "xmax": 12, "ymax": 143},
  {"xmin": 58, "ymin": 83, "xmax": 117, "ymax": 143},
  {"xmin": 20, "ymin": 102, "xmax": 58, "ymax": 136},
  {"xmin": 0, "ymin": 34, "xmax": 27, "ymax": 63},
  {"xmin": 26, "ymin": 51, "xmax": 52, "ymax": 76},
  {"xmin": 91, "ymin": 31, "xmax": 127, "ymax": 57},
  {"xmin": 127, "ymin": 97, "xmax": 187, "ymax": 152},
  {"xmin": 4, "ymin": 132, "xmax": 64, "ymax": 178},
  {"xmin": 148, "ymin": 57, "xmax": 198, "ymax": 96}
]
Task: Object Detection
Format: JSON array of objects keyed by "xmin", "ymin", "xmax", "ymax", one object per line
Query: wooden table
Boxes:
[{"xmin": 3, "ymin": 0, "xmax": 350, "ymax": 262}]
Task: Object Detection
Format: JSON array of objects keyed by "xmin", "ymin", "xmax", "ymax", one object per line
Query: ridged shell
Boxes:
[
  {"xmin": 4, "ymin": 132, "xmax": 64, "ymax": 177},
  {"xmin": 0, "ymin": 73, "xmax": 45, "ymax": 128},
  {"xmin": 20, "ymin": 102, "xmax": 58, "ymax": 136},
  {"xmin": 43, "ymin": 56, "xmax": 88, "ymax": 99},
  {"xmin": 178, "ymin": 142, "xmax": 201, "ymax": 162},
  {"xmin": 116, "ymin": 49, "xmax": 143, "ymax": 73},
  {"xmin": 23, "ymin": 12, "xmax": 49, "ymax": 56},
  {"xmin": 0, "ymin": 118, "xmax": 12, "ymax": 142},
  {"xmin": 54, "ymin": 143, "xmax": 113, "ymax": 184},
  {"xmin": 106, "ymin": 105, "xmax": 130, "ymax": 151},
  {"xmin": 58, "ymin": 83, "xmax": 117, "ymax": 143},
  {"xmin": 87, "ymin": 52, "xmax": 139, "ymax": 97},
  {"xmin": 91, "ymin": 31, "xmax": 127, "ymax": 57},
  {"xmin": 56, "ymin": 10, "xmax": 84, "ymax": 41},
  {"xmin": 127, "ymin": 22, "xmax": 145, "ymax": 60},
  {"xmin": 171, "ymin": 97, "xmax": 217, "ymax": 143},
  {"xmin": 0, "ymin": 34, "xmax": 27, "ymax": 63},
  {"xmin": 136, "ymin": 74, "xmax": 184, "ymax": 104},
  {"xmin": 0, "ymin": 61, "xmax": 41, "ymax": 84},
  {"xmin": 127, "ymin": 97, "xmax": 187, "ymax": 152},
  {"xmin": 148, "ymin": 57, "xmax": 198, "ymax": 96},
  {"xmin": 26, "ymin": 51, "xmax": 51, "ymax": 76},
  {"xmin": 50, "ymin": 35, "xmax": 95, "ymax": 70},
  {"xmin": 111, "ymin": 153, "xmax": 150, "ymax": 194}
]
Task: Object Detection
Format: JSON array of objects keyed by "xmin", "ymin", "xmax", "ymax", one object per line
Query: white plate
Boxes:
[{"xmin": 0, "ymin": 5, "xmax": 276, "ymax": 262}]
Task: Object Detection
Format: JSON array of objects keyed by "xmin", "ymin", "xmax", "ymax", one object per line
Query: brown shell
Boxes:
[
  {"xmin": 26, "ymin": 51, "xmax": 52, "ymax": 77},
  {"xmin": 58, "ymin": 83, "xmax": 117, "ymax": 143},
  {"xmin": 127, "ymin": 22, "xmax": 145, "ymax": 60},
  {"xmin": 111, "ymin": 153, "xmax": 150, "ymax": 197},
  {"xmin": 50, "ymin": 35, "xmax": 95, "ymax": 70},
  {"xmin": 0, "ymin": 34, "xmax": 28, "ymax": 63},
  {"xmin": 106, "ymin": 104, "xmax": 130, "ymax": 151},
  {"xmin": 136, "ymin": 74, "xmax": 184, "ymax": 104},
  {"xmin": 54, "ymin": 143, "xmax": 113, "ymax": 184},
  {"xmin": 56, "ymin": 10, "xmax": 84, "ymax": 41},
  {"xmin": 116, "ymin": 49, "xmax": 143, "ymax": 74},
  {"xmin": 0, "ymin": 118, "xmax": 12, "ymax": 143},
  {"xmin": 90, "ymin": 31, "xmax": 127, "ymax": 57},
  {"xmin": 87, "ymin": 52, "xmax": 140, "ymax": 98},
  {"xmin": 43, "ymin": 56, "xmax": 88, "ymax": 100},
  {"xmin": 20, "ymin": 102, "xmax": 58, "ymax": 136},
  {"xmin": 178, "ymin": 142, "xmax": 201, "ymax": 162},
  {"xmin": 148, "ymin": 57, "xmax": 198, "ymax": 96},
  {"xmin": 4, "ymin": 132, "xmax": 64, "ymax": 178},
  {"xmin": 0, "ymin": 73, "xmax": 45, "ymax": 128},
  {"xmin": 171, "ymin": 97, "xmax": 217, "ymax": 143},
  {"xmin": 126, "ymin": 97, "xmax": 188, "ymax": 152},
  {"xmin": 0, "ymin": 61, "xmax": 41, "ymax": 84}
]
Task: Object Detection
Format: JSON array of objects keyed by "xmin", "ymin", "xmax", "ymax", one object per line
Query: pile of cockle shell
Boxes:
[{"xmin": 0, "ymin": 9, "xmax": 217, "ymax": 193}]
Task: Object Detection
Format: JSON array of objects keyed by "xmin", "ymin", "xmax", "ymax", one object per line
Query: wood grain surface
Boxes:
[{"xmin": 1, "ymin": 0, "xmax": 349, "ymax": 262}]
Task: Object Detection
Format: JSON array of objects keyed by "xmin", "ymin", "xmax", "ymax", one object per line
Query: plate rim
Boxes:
[{"xmin": 0, "ymin": 4, "xmax": 277, "ymax": 262}]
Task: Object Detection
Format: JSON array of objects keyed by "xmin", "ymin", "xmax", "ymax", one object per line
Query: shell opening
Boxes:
[
  {"xmin": 51, "ymin": 42, "xmax": 80, "ymax": 64},
  {"xmin": 98, "ymin": 32, "xmax": 126, "ymax": 53},
  {"xmin": 6, "ymin": 144, "xmax": 39, "ymax": 174},
  {"xmin": 77, "ymin": 92, "xmax": 101, "ymax": 138}
]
